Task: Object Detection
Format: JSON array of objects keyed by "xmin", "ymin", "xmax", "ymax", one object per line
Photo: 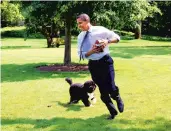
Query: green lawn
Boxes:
[{"xmin": 1, "ymin": 38, "xmax": 171, "ymax": 131}]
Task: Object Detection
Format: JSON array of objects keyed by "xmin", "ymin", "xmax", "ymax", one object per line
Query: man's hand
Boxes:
[
  {"xmin": 92, "ymin": 44, "xmax": 103, "ymax": 53},
  {"xmin": 99, "ymin": 39, "xmax": 108, "ymax": 49},
  {"xmin": 85, "ymin": 39, "xmax": 109, "ymax": 57},
  {"xmin": 85, "ymin": 45, "xmax": 102, "ymax": 57}
]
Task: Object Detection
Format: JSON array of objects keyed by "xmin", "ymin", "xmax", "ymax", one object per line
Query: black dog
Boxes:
[{"xmin": 65, "ymin": 78, "xmax": 96, "ymax": 107}]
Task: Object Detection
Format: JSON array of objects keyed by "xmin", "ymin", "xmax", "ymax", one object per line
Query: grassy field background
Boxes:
[{"xmin": 1, "ymin": 37, "xmax": 171, "ymax": 131}]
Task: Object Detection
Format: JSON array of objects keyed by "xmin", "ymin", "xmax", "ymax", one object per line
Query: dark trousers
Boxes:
[{"xmin": 88, "ymin": 55, "xmax": 119, "ymax": 115}]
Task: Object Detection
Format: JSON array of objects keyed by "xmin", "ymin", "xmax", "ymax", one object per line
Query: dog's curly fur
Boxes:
[{"xmin": 65, "ymin": 78, "xmax": 96, "ymax": 107}]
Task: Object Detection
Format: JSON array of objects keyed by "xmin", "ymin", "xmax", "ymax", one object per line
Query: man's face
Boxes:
[{"xmin": 77, "ymin": 18, "xmax": 89, "ymax": 31}]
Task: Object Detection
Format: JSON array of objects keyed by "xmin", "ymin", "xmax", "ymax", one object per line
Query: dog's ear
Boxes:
[
  {"xmin": 93, "ymin": 81, "xmax": 96, "ymax": 87},
  {"xmin": 84, "ymin": 80, "xmax": 93, "ymax": 88},
  {"xmin": 84, "ymin": 80, "xmax": 96, "ymax": 93},
  {"xmin": 90, "ymin": 81, "xmax": 96, "ymax": 88},
  {"xmin": 83, "ymin": 81, "xmax": 89, "ymax": 89}
]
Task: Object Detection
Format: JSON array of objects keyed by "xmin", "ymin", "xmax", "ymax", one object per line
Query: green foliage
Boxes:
[
  {"xmin": 142, "ymin": 35, "xmax": 171, "ymax": 41},
  {"xmin": 1, "ymin": 27, "xmax": 26, "ymax": 38},
  {"xmin": 1, "ymin": 26, "xmax": 44, "ymax": 39},
  {"xmin": 130, "ymin": 1, "xmax": 161, "ymax": 20},
  {"xmin": 114, "ymin": 30, "xmax": 134, "ymax": 36},
  {"xmin": 1, "ymin": 1, "xmax": 24, "ymax": 27},
  {"xmin": 0, "ymin": 26, "xmax": 25, "ymax": 33},
  {"xmin": 92, "ymin": 1, "xmax": 161, "ymax": 30},
  {"xmin": 21, "ymin": 1, "xmax": 162, "ymax": 63},
  {"xmin": 22, "ymin": 1, "xmax": 161, "ymax": 32},
  {"xmin": 1, "ymin": 30, "xmax": 25, "ymax": 38},
  {"xmin": 142, "ymin": 1, "xmax": 171, "ymax": 37},
  {"xmin": 22, "ymin": 2, "xmax": 64, "ymax": 35}
]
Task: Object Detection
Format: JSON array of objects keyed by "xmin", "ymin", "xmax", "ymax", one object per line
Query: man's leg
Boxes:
[
  {"xmin": 106, "ymin": 57, "xmax": 124, "ymax": 113},
  {"xmin": 110, "ymin": 86, "xmax": 124, "ymax": 113},
  {"xmin": 99, "ymin": 88, "xmax": 118, "ymax": 119},
  {"xmin": 88, "ymin": 58, "xmax": 120, "ymax": 119}
]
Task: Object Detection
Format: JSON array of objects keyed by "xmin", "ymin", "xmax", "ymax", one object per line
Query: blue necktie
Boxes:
[{"xmin": 80, "ymin": 31, "xmax": 89, "ymax": 61}]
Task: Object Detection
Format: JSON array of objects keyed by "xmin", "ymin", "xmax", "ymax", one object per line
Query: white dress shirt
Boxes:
[{"xmin": 77, "ymin": 26, "xmax": 120, "ymax": 60}]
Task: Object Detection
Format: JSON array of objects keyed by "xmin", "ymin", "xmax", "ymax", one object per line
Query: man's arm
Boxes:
[
  {"xmin": 100, "ymin": 30, "xmax": 120, "ymax": 48},
  {"xmin": 107, "ymin": 37, "xmax": 119, "ymax": 44},
  {"xmin": 85, "ymin": 45, "xmax": 103, "ymax": 57}
]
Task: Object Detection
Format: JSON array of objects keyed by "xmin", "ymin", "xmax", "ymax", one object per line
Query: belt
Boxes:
[{"xmin": 89, "ymin": 54, "xmax": 109, "ymax": 63}]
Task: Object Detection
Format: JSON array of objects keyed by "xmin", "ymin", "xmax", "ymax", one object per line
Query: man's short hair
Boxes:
[{"xmin": 77, "ymin": 14, "xmax": 90, "ymax": 22}]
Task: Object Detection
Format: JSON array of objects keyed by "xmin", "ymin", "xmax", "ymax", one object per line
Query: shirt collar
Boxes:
[
  {"xmin": 82, "ymin": 25, "xmax": 93, "ymax": 35},
  {"xmin": 88, "ymin": 25, "xmax": 93, "ymax": 33}
]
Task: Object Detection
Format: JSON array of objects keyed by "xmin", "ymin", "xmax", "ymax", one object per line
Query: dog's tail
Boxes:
[{"xmin": 65, "ymin": 78, "xmax": 72, "ymax": 85}]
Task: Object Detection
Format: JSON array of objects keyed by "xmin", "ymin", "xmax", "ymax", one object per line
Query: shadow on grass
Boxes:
[
  {"xmin": 56, "ymin": 101, "xmax": 84, "ymax": 111},
  {"xmin": 2, "ymin": 46, "xmax": 171, "ymax": 82},
  {"xmin": 1, "ymin": 46, "xmax": 31, "ymax": 49},
  {"xmin": 110, "ymin": 46, "xmax": 171, "ymax": 59},
  {"xmin": 1, "ymin": 63, "xmax": 89, "ymax": 83},
  {"xmin": 1, "ymin": 116, "xmax": 171, "ymax": 131}
]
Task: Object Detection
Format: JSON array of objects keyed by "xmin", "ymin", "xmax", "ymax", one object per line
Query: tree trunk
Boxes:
[
  {"xmin": 135, "ymin": 21, "xmax": 142, "ymax": 39},
  {"xmin": 46, "ymin": 36, "xmax": 52, "ymax": 48},
  {"xmin": 41, "ymin": 26, "xmax": 52, "ymax": 48},
  {"xmin": 64, "ymin": 15, "xmax": 71, "ymax": 65}
]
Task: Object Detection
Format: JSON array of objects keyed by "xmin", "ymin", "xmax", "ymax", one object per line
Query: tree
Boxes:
[
  {"xmin": 56, "ymin": 1, "xmax": 102, "ymax": 65},
  {"xmin": 22, "ymin": 2, "xmax": 64, "ymax": 48},
  {"xmin": 93, "ymin": 1, "xmax": 161, "ymax": 39},
  {"xmin": 23, "ymin": 1, "xmax": 161, "ymax": 65},
  {"xmin": 142, "ymin": 1, "xmax": 171, "ymax": 37},
  {"xmin": 23, "ymin": 1, "xmax": 103, "ymax": 65},
  {"xmin": 130, "ymin": 1, "xmax": 161, "ymax": 39},
  {"xmin": 1, "ymin": 1, "xmax": 24, "ymax": 27}
]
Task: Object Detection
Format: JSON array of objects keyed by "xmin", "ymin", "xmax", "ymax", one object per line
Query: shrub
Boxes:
[
  {"xmin": 1, "ymin": 26, "xmax": 44, "ymax": 38},
  {"xmin": 114, "ymin": 30, "xmax": 134, "ymax": 36}
]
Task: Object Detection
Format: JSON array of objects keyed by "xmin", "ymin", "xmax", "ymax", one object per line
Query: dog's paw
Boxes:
[
  {"xmin": 89, "ymin": 104, "xmax": 94, "ymax": 107},
  {"xmin": 68, "ymin": 100, "xmax": 79, "ymax": 105}
]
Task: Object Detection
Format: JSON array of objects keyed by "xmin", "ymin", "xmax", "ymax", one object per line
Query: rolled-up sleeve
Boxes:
[{"xmin": 106, "ymin": 29, "xmax": 120, "ymax": 42}]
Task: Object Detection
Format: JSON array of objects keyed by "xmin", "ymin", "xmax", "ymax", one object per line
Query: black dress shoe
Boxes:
[
  {"xmin": 115, "ymin": 95, "xmax": 124, "ymax": 113},
  {"xmin": 107, "ymin": 114, "xmax": 117, "ymax": 120}
]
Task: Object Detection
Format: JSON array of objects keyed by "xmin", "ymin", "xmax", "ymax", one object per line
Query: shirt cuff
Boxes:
[{"xmin": 115, "ymin": 34, "xmax": 120, "ymax": 42}]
